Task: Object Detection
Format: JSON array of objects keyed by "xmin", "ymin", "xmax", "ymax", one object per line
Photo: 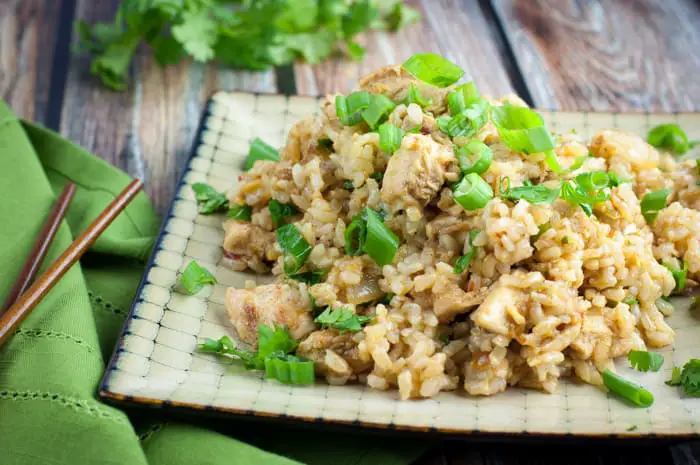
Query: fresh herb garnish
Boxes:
[
  {"xmin": 77, "ymin": 1, "xmax": 420, "ymax": 91},
  {"xmin": 623, "ymin": 298, "xmax": 639, "ymax": 306},
  {"xmin": 666, "ymin": 367, "xmax": 682, "ymax": 386},
  {"xmin": 246, "ymin": 138, "xmax": 279, "ymax": 170},
  {"xmin": 362, "ymin": 94, "xmax": 397, "ymax": 129},
  {"xmin": 370, "ymin": 171, "xmax": 384, "ymax": 183},
  {"xmin": 404, "ymin": 83, "xmax": 433, "ymax": 107},
  {"xmin": 228, "ymin": 204, "xmax": 252, "ymax": 221},
  {"xmin": 602, "ymin": 369, "xmax": 654, "ymax": 407},
  {"xmin": 180, "ymin": 261, "xmax": 217, "ymax": 295},
  {"xmin": 402, "ymin": 53, "xmax": 464, "ymax": 88},
  {"xmin": 314, "ymin": 307, "xmax": 373, "ymax": 333},
  {"xmin": 191, "ymin": 183, "xmax": 228, "ymax": 214},
  {"xmin": 490, "ymin": 104, "xmax": 556, "ymax": 155},
  {"xmin": 336, "ymin": 91, "xmax": 372, "ymax": 126},
  {"xmin": 276, "ymin": 224, "xmax": 312, "ymax": 275},
  {"xmin": 454, "ymin": 229, "xmax": 480, "ymax": 274},
  {"xmin": 343, "ymin": 180, "xmax": 355, "ymax": 190},
  {"xmin": 378, "ymin": 122, "xmax": 405, "ymax": 154},
  {"xmin": 288, "ymin": 269, "xmax": 327, "ymax": 285},
  {"xmin": 345, "ymin": 208, "xmax": 399, "ymax": 266},
  {"xmin": 318, "ymin": 138, "xmax": 334, "ymax": 151},
  {"xmin": 439, "ymin": 99, "xmax": 490, "ymax": 138},
  {"xmin": 447, "ymin": 81, "xmax": 479, "ymax": 116},
  {"xmin": 664, "ymin": 261, "xmax": 688, "ymax": 292},
  {"xmin": 647, "ymin": 124, "xmax": 698, "ymax": 155},
  {"xmin": 268, "ymin": 199, "xmax": 299, "ymax": 228},
  {"xmin": 628, "ymin": 350, "xmax": 664, "ymax": 372},
  {"xmin": 501, "ymin": 182, "xmax": 560, "ymax": 205},
  {"xmin": 199, "ymin": 324, "xmax": 314, "ymax": 384},
  {"xmin": 640, "ymin": 189, "xmax": 671, "ymax": 223},
  {"xmin": 455, "ymin": 140, "xmax": 493, "ymax": 175},
  {"xmin": 666, "ymin": 359, "xmax": 700, "ymax": 397},
  {"xmin": 453, "ymin": 173, "xmax": 494, "ymax": 211}
]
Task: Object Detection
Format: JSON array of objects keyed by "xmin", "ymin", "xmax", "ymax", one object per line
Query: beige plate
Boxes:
[{"xmin": 100, "ymin": 91, "xmax": 700, "ymax": 438}]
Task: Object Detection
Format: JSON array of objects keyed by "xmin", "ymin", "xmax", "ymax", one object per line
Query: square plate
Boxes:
[{"xmin": 100, "ymin": 91, "xmax": 700, "ymax": 439}]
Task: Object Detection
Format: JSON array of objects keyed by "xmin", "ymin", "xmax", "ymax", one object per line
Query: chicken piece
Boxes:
[
  {"xmin": 225, "ymin": 283, "xmax": 315, "ymax": 346},
  {"xmin": 359, "ymin": 65, "xmax": 448, "ymax": 114},
  {"xmin": 433, "ymin": 281, "xmax": 489, "ymax": 323},
  {"xmin": 470, "ymin": 279, "xmax": 523, "ymax": 337},
  {"xmin": 380, "ymin": 134, "xmax": 454, "ymax": 214},
  {"xmin": 222, "ymin": 220, "xmax": 276, "ymax": 268},
  {"xmin": 296, "ymin": 329, "xmax": 372, "ymax": 375}
]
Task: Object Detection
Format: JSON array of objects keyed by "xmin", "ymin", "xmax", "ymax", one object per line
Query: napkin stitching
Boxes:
[
  {"xmin": 88, "ymin": 291, "xmax": 128, "ymax": 318},
  {"xmin": 0, "ymin": 390, "xmax": 129, "ymax": 424},
  {"xmin": 13, "ymin": 328, "xmax": 99, "ymax": 353},
  {"xmin": 45, "ymin": 166, "xmax": 151, "ymax": 237}
]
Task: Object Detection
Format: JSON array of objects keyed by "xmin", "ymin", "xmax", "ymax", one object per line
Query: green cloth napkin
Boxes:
[{"xmin": 0, "ymin": 100, "xmax": 429, "ymax": 465}]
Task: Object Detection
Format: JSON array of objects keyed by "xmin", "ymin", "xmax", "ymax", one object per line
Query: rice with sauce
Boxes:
[{"xmin": 220, "ymin": 63, "xmax": 699, "ymax": 400}]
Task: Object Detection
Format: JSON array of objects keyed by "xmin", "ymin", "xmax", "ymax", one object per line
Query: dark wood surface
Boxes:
[{"xmin": 1, "ymin": 0, "xmax": 699, "ymax": 464}]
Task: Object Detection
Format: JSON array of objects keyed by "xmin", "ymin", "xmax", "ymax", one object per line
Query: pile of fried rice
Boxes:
[{"xmin": 220, "ymin": 63, "xmax": 699, "ymax": 400}]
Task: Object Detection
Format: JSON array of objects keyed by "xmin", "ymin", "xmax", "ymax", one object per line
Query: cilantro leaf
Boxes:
[
  {"xmin": 191, "ymin": 183, "xmax": 228, "ymax": 214},
  {"xmin": 679, "ymin": 359, "xmax": 700, "ymax": 397},
  {"xmin": 180, "ymin": 261, "xmax": 216, "ymax": 295},
  {"xmin": 314, "ymin": 307, "xmax": 373, "ymax": 333},
  {"xmin": 172, "ymin": 11, "xmax": 217, "ymax": 61},
  {"xmin": 268, "ymin": 200, "xmax": 298, "ymax": 228},
  {"xmin": 198, "ymin": 335, "xmax": 258, "ymax": 368},
  {"xmin": 628, "ymin": 350, "xmax": 664, "ymax": 372},
  {"xmin": 257, "ymin": 324, "xmax": 299, "ymax": 360}
]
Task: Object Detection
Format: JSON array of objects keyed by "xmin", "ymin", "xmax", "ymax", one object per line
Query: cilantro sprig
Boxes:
[
  {"xmin": 191, "ymin": 183, "xmax": 228, "ymax": 214},
  {"xmin": 76, "ymin": 1, "xmax": 420, "ymax": 91},
  {"xmin": 314, "ymin": 307, "xmax": 373, "ymax": 333},
  {"xmin": 628, "ymin": 350, "xmax": 664, "ymax": 372},
  {"xmin": 666, "ymin": 359, "xmax": 700, "ymax": 397},
  {"xmin": 179, "ymin": 261, "xmax": 216, "ymax": 295}
]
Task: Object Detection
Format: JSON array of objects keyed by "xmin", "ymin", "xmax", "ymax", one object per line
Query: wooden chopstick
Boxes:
[
  {"xmin": 1, "ymin": 183, "xmax": 77, "ymax": 314},
  {"xmin": 0, "ymin": 179, "xmax": 143, "ymax": 347}
]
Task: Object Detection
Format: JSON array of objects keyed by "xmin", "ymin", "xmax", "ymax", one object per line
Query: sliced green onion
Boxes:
[
  {"xmin": 362, "ymin": 94, "xmax": 396, "ymax": 129},
  {"xmin": 344, "ymin": 216, "xmax": 367, "ymax": 256},
  {"xmin": 544, "ymin": 150, "xmax": 563, "ymax": 174},
  {"xmin": 455, "ymin": 140, "xmax": 493, "ymax": 175},
  {"xmin": 640, "ymin": 189, "xmax": 672, "ymax": 223},
  {"xmin": 562, "ymin": 155, "xmax": 587, "ymax": 173},
  {"xmin": 602, "ymin": 369, "xmax": 654, "ymax": 407},
  {"xmin": 276, "ymin": 224, "xmax": 312, "ymax": 274},
  {"xmin": 628, "ymin": 350, "xmax": 664, "ymax": 372},
  {"xmin": 363, "ymin": 208, "xmax": 399, "ymax": 266},
  {"xmin": 454, "ymin": 229, "xmax": 480, "ymax": 274},
  {"xmin": 378, "ymin": 122, "xmax": 405, "ymax": 154},
  {"xmin": 402, "ymin": 53, "xmax": 464, "ymax": 88},
  {"xmin": 443, "ymin": 99, "xmax": 490, "ymax": 138},
  {"xmin": 608, "ymin": 172, "xmax": 630, "ymax": 186},
  {"xmin": 264, "ymin": 355, "xmax": 315, "ymax": 385},
  {"xmin": 453, "ymin": 173, "xmax": 494, "ymax": 211},
  {"xmin": 664, "ymin": 261, "xmax": 688, "ymax": 292},
  {"xmin": 575, "ymin": 171, "xmax": 610, "ymax": 192},
  {"xmin": 192, "ymin": 183, "xmax": 228, "ymax": 214},
  {"xmin": 437, "ymin": 115, "xmax": 451, "ymax": 134},
  {"xmin": 227, "ymin": 204, "xmax": 252, "ymax": 221},
  {"xmin": 344, "ymin": 208, "xmax": 399, "ymax": 266},
  {"xmin": 404, "ymin": 83, "xmax": 433, "ymax": 107},
  {"xmin": 246, "ymin": 138, "xmax": 279, "ymax": 170},
  {"xmin": 560, "ymin": 181, "xmax": 609, "ymax": 216},
  {"xmin": 447, "ymin": 82, "xmax": 480, "ymax": 116},
  {"xmin": 457, "ymin": 81, "xmax": 479, "ymax": 103},
  {"xmin": 647, "ymin": 124, "xmax": 691, "ymax": 154},
  {"xmin": 491, "ymin": 105, "xmax": 555, "ymax": 154},
  {"xmin": 268, "ymin": 199, "xmax": 298, "ymax": 228},
  {"xmin": 336, "ymin": 91, "xmax": 372, "ymax": 126},
  {"xmin": 501, "ymin": 183, "xmax": 560, "ymax": 204}
]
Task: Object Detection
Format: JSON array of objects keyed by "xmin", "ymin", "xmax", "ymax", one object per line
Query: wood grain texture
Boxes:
[
  {"xmin": 294, "ymin": 0, "xmax": 515, "ymax": 98},
  {"xmin": 60, "ymin": 0, "xmax": 277, "ymax": 214},
  {"xmin": 0, "ymin": 0, "xmax": 63, "ymax": 122},
  {"xmin": 491, "ymin": 0, "xmax": 700, "ymax": 111}
]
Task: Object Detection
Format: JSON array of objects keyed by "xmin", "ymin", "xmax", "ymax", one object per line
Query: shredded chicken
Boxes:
[
  {"xmin": 296, "ymin": 329, "xmax": 371, "ymax": 375},
  {"xmin": 223, "ymin": 221, "xmax": 276, "ymax": 264},
  {"xmin": 225, "ymin": 283, "xmax": 315, "ymax": 346}
]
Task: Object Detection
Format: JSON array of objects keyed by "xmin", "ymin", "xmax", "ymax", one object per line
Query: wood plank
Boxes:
[
  {"xmin": 294, "ymin": 0, "xmax": 516, "ymax": 98},
  {"xmin": 491, "ymin": 0, "xmax": 700, "ymax": 111},
  {"xmin": 0, "ymin": 0, "xmax": 64, "ymax": 122},
  {"xmin": 60, "ymin": 0, "xmax": 277, "ymax": 214}
]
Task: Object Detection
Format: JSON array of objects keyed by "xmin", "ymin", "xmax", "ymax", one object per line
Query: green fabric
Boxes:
[{"xmin": 0, "ymin": 100, "xmax": 429, "ymax": 465}]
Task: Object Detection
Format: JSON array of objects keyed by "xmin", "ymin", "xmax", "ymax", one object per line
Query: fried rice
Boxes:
[{"xmin": 219, "ymin": 62, "xmax": 699, "ymax": 400}]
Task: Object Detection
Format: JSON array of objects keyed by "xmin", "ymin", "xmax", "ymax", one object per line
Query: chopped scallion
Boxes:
[
  {"xmin": 268, "ymin": 199, "xmax": 299, "ymax": 228},
  {"xmin": 402, "ymin": 53, "xmax": 464, "ymax": 88},
  {"xmin": 490, "ymin": 104, "xmax": 556, "ymax": 155},
  {"xmin": 246, "ymin": 138, "xmax": 279, "ymax": 170},
  {"xmin": 453, "ymin": 173, "xmax": 493, "ymax": 211},
  {"xmin": 455, "ymin": 140, "xmax": 493, "ymax": 175},
  {"xmin": 264, "ymin": 355, "xmax": 315, "ymax": 385},
  {"xmin": 363, "ymin": 208, "xmax": 399, "ymax": 266},
  {"xmin": 664, "ymin": 261, "xmax": 688, "ymax": 292},
  {"xmin": 378, "ymin": 122, "xmax": 405, "ymax": 154},
  {"xmin": 404, "ymin": 83, "xmax": 433, "ymax": 107},
  {"xmin": 647, "ymin": 124, "xmax": 696, "ymax": 154},
  {"xmin": 336, "ymin": 91, "xmax": 372, "ymax": 126},
  {"xmin": 602, "ymin": 369, "xmax": 654, "ymax": 407},
  {"xmin": 640, "ymin": 189, "xmax": 671, "ymax": 223},
  {"xmin": 362, "ymin": 94, "xmax": 396, "ymax": 129}
]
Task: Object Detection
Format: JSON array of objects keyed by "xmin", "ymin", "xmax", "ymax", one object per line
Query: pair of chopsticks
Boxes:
[{"xmin": 0, "ymin": 179, "xmax": 144, "ymax": 347}]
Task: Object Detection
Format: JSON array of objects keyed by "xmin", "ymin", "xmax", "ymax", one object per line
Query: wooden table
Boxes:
[{"xmin": 2, "ymin": 0, "xmax": 699, "ymax": 463}]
